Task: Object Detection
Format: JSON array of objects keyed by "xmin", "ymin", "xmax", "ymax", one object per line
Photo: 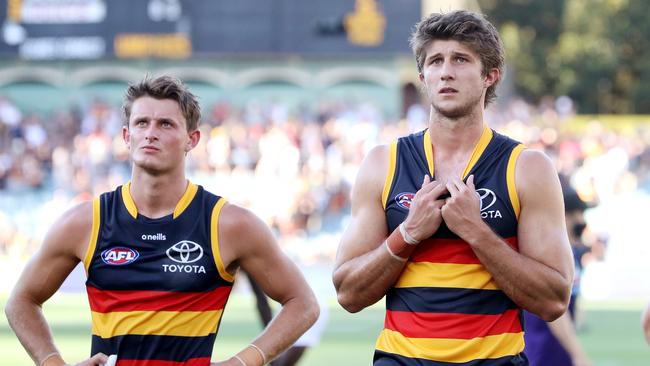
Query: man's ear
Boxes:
[
  {"xmin": 122, "ymin": 126, "xmax": 130, "ymax": 147},
  {"xmin": 484, "ymin": 68, "xmax": 500, "ymax": 88},
  {"xmin": 185, "ymin": 129, "xmax": 201, "ymax": 152}
]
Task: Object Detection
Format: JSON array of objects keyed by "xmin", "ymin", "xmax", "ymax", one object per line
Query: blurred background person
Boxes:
[{"xmin": 523, "ymin": 183, "xmax": 596, "ymax": 366}]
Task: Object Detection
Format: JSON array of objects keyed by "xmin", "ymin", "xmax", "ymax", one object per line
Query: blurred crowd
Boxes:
[{"xmin": 1, "ymin": 93, "xmax": 650, "ymax": 296}]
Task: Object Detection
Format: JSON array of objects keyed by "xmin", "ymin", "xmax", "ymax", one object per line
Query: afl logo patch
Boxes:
[
  {"xmin": 395, "ymin": 192, "xmax": 415, "ymax": 209},
  {"xmin": 101, "ymin": 247, "xmax": 139, "ymax": 265}
]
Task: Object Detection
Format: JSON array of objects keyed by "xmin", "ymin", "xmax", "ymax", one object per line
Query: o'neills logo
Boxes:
[
  {"xmin": 141, "ymin": 233, "xmax": 166, "ymax": 241},
  {"xmin": 162, "ymin": 240, "xmax": 206, "ymax": 274}
]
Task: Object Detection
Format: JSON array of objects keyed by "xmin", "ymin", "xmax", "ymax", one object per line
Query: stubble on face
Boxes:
[{"xmin": 431, "ymin": 91, "xmax": 484, "ymax": 120}]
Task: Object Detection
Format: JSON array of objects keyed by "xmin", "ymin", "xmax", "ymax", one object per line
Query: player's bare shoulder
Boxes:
[
  {"xmin": 516, "ymin": 149, "xmax": 555, "ymax": 172},
  {"xmin": 218, "ymin": 203, "xmax": 265, "ymax": 239},
  {"xmin": 515, "ymin": 149, "xmax": 563, "ymax": 208},
  {"xmin": 42, "ymin": 200, "xmax": 95, "ymax": 260},
  {"xmin": 352, "ymin": 144, "xmax": 390, "ymax": 201},
  {"xmin": 216, "ymin": 202, "xmax": 275, "ymax": 265}
]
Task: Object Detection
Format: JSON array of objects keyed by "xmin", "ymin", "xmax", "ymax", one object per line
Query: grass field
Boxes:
[{"xmin": 1, "ymin": 293, "xmax": 648, "ymax": 365}]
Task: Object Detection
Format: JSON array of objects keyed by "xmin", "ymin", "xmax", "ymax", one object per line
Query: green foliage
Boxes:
[{"xmin": 480, "ymin": 0, "xmax": 650, "ymax": 113}]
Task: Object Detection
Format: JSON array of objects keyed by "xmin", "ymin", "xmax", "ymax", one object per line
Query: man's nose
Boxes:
[
  {"xmin": 144, "ymin": 124, "xmax": 159, "ymax": 141},
  {"xmin": 440, "ymin": 60, "xmax": 454, "ymax": 80}
]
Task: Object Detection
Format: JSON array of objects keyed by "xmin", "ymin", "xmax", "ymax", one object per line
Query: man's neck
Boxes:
[
  {"xmin": 129, "ymin": 169, "xmax": 188, "ymax": 219},
  {"xmin": 427, "ymin": 106, "xmax": 485, "ymax": 154}
]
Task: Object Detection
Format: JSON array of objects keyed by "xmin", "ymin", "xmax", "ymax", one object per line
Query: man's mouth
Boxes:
[{"xmin": 439, "ymin": 87, "xmax": 458, "ymax": 94}]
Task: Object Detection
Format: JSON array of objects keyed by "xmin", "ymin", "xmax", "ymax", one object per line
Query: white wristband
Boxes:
[
  {"xmin": 385, "ymin": 240, "xmax": 407, "ymax": 262},
  {"xmin": 39, "ymin": 352, "xmax": 60, "ymax": 366},
  {"xmin": 249, "ymin": 343, "xmax": 267, "ymax": 365},
  {"xmin": 233, "ymin": 355, "xmax": 247, "ymax": 366},
  {"xmin": 399, "ymin": 223, "xmax": 420, "ymax": 245}
]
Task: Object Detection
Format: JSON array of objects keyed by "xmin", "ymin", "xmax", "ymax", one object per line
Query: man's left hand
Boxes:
[{"xmin": 441, "ymin": 175, "xmax": 486, "ymax": 242}]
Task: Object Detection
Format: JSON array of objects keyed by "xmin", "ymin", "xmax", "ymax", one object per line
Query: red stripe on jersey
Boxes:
[
  {"xmin": 87, "ymin": 285, "xmax": 232, "ymax": 313},
  {"xmin": 117, "ymin": 357, "xmax": 210, "ymax": 366},
  {"xmin": 384, "ymin": 309, "xmax": 522, "ymax": 339},
  {"xmin": 411, "ymin": 237, "xmax": 518, "ymax": 264}
]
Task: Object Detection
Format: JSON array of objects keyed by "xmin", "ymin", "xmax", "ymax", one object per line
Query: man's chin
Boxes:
[
  {"xmin": 434, "ymin": 104, "xmax": 472, "ymax": 119},
  {"xmin": 133, "ymin": 161, "xmax": 168, "ymax": 176}
]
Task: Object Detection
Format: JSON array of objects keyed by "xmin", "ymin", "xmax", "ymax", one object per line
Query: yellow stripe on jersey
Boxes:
[
  {"xmin": 121, "ymin": 182, "xmax": 138, "ymax": 219},
  {"xmin": 210, "ymin": 198, "xmax": 234, "ymax": 282},
  {"xmin": 423, "ymin": 129, "xmax": 434, "ymax": 177},
  {"xmin": 375, "ymin": 328, "xmax": 524, "ymax": 363},
  {"xmin": 506, "ymin": 144, "xmax": 525, "ymax": 219},
  {"xmin": 173, "ymin": 181, "xmax": 198, "ymax": 219},
  {"xmin": 91, "ymin": 309, "xmax": 223, "ymax": 338},
  {"xmin": 382, "ymin": 142, "xmax": 398, "ymax": 209},
  {"xmin": 462, "ymin": 127, "xmax": 493, "ymax": 179},
  {"xmin": 83, "ymin": 197, "xmax": 101, "ymax": 274},
  {"xmin": 394, "ymin": 262, "xmax": 498, "ymax": 290}
]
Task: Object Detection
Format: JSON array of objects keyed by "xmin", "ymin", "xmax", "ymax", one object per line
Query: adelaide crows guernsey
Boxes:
[
  {"xmin": 375, "ymin": 127, "xmax": 528, "ymax": 366},
  {"xmin": 83, "ymin": 181, "xmax": 234, "ymax": 366}
]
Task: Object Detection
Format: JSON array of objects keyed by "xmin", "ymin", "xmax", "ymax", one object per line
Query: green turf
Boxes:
[{"xmin": 1, "ymin": 293, "xmax": 648, "ymax": 365}]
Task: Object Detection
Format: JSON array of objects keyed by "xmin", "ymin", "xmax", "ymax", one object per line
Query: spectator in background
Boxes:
[
  {"xmin": 563, "ymin": 186, "xmax": 593, "ymax": 318},
  {"xmin": 524, "ymin": 185, "xmax": 594, "ymax": 366}
]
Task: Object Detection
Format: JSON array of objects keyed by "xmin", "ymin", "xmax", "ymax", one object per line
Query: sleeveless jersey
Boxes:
[
  {"xmin": 83, "ymin": 182, "xmax": 235, "ymax": 366},
  {"xmin": 375, "ymin": 127, "xmax": 528, "ymax": 366}
]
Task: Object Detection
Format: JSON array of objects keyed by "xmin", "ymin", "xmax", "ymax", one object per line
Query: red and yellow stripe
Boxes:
[
  {"xmin": 384, "ymin": 309, "xmax": 522, "ymax": 339},
  {"xmin": 410, "ymin": 237, "xmax": 518, "ymax": 264},
  {"xmin": 87, "ymin": 285, "xmax": 231, "ymax": 339},
  {"xmin": 87, "ymin": 286, "xmax": 231, "ymax": 313},
  {"xmin": 375, "ymin": 328, "xmax": 524, "ymax": 363}
]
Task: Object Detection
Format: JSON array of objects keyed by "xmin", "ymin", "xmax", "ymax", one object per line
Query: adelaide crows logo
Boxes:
[{"xmin": 395, "ymin": 192, "xmax": 415, "ymax": 209}]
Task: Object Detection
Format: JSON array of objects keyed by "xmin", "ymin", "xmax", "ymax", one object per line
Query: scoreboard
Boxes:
[{"xmin": 0, "ymin": 0, "xmax": 422, "ymax": 60}]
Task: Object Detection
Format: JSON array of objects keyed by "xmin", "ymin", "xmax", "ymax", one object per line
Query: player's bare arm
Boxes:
[
  {"xmin": 441, "ymin": 150, "xmax": 574, "ymax": 321},
  {"xmin": 215, "ymin": 204, "xmax": 319, "ymax": 366},
  {"xmin": 333, "ymin": 145, "xmax": 447, "ymax": 313},
  {"xmin": 547, "ymin": 312, "xmax": 593, "ymax": 366},
  {"xmin": 4, "ymin": 202, "xmax": 109, "ymax": 366}
]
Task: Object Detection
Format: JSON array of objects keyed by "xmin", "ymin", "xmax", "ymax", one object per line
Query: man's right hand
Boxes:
[
  {"xmin": 75, "ymin": 353, "xmax": 110, "ymax": 366},
  {"xmin": 402, "ymin": 175, "xmax": 447, "ymax": 241},
  {"xmin": 43, "ymin": 353, "xmax": 109, "ymax": 366}
]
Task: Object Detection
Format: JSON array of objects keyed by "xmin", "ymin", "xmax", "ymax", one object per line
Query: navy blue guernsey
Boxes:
[
  {"xmin": 83, "ymin": 182, "xmax": 234, "ymax": 366},
  {"xmin": 375, "ymin": 127, "xmax": 529, "ymax": 365}
]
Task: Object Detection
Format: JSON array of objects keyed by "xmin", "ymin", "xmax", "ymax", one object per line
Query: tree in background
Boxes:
[{"xmin": 481, "ymin": 0, "xmax": 650, "ymax": 113}]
